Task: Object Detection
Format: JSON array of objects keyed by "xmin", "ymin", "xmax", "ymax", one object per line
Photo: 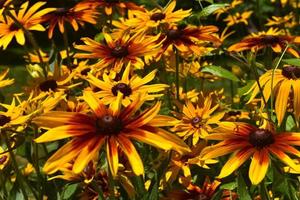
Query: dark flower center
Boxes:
[
  {"xmin": 191, "ymin": 116, "xmax": 202, "ymax": 127},
  {"xmin": 54, "ymin": 7, "xmax": 68, "ymax": 15},
  {"xmin": 196, "ymin": 194, "xmax": 209, "ymax": 200},
  {"xmin": 167, "ymin": 29, "xmax": 183, "ymax": 40},
  {"xmin": 227, "ymin": 110, "xmax": 241, "ymax": 116},
  {"xmin": 39, "ymin": 79, "xmax": 58, "ymax": 92},
  {"xmin": 0, "ymin": 115, "xmax": 10, "ymax": 126},
  {"xmin": 81, "ymin": 68, "xmax": 91, "ymax": 76},
  {"xmin": 0, "ymin": 155, "xmax": 7, "ymax": 164},
  {"xmin": 249, "ymin": 129, "xmax": 275, "ymax": 148},
  {"xmin": 9, "ymin": 23, "xmax": 20, "ymax": 31},
  {"xmin": 111, "ymin": 46, "xmax": 128, "ymax": 58},
  {"xmin": 111, "ymin": 83, "xmax": 132, "ymax": 96},
  {"xmin": 261, "ymin": 35, "xmax": 280, "ymax": 45},
  {"xmin": 281, "ymin": 66, "xmax": 300, "ymax": 79},
  {"xmin": 0, "ymin": 0, "xmax": 7, "ymax": 8},
  {"xmin": 96, "ymin": 114, "xmax": 123, "ymax": 135},
  {"xmin": 150, "ymin": 12, "xmax": 166, "ymax": 22},
  {"xmin": 105, "ymin": 0, "xmax": 120, "ymax": 3}
]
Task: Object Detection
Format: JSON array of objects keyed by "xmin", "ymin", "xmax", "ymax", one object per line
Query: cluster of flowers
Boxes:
[{"xmin": 1, "ymin": 0, "xmax": 300, "ymax": 199}]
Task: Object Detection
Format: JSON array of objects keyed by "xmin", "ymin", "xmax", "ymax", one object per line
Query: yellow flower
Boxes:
[
  {"xmin": 0, "ymin": 1, "xmax": 55, "ymax": 49},
  {"xmin": 33, "ymin": 91, "xmax": 189, "ymax": 176},
  {"xmin": 86, "ymin": 63, "xmax": 168, "ymax": 106},
  {"xmin": 245, "ymin": 66, "xmax": 300, "ymax": 125},
  {"xmin": 223, "ymin": 11, "xmax": 253, "ymax": 27},
  {"xmin": 172, "ymin": 92, "xmax": 224, "ymax": 145},
  {"xmin": 200, "ymin": 122, "xmax": 300, "ymax": 185}
]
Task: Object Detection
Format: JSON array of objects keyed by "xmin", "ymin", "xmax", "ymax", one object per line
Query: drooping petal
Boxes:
[
  {"xmin": 248, "ymin": 149, "xmax": 270, "ymax": 185},
  {"xmin": 218, "ymin": 147, "xmax": 254, "ymax": 178},
  {"xmin": 106, "ymin": 136, "xmax": 119, "ymax": 177},
  {"xmin": 275, "ymin": 80, "xmax": 291, "ymax": 125}
]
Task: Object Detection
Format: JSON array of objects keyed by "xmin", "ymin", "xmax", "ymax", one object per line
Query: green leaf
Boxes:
[
  {"xmin": 62, "ymin": 183, "xmax": 78, "ymax": 199},
  {"xmin": 220, "ymin": 181, "xmax": 237, "ymax": 190},
  {"xmin": 147, "ymin": 171, "xmax": 159, "ymax": 200},
  {"xmin": 286, "ymin": 115, "xmax": 296, "ymax": 131},
  {"xmin": 202, "ymin": 65, "xmax": 240, "ymax": 82},
  {"xmin": 237, "ymin": 173, "xmax": 252, "ymax": 200},
  {"xmin": 282, "ymin": 58, "xmax": 300, "ymax": 67},
  {"xmin": 197, "ymin": 4, "xmax": 229, "ymax": 18},
  {"xmin": 238, "ymin": 80, "xmax": 255, "ymax": 96}
]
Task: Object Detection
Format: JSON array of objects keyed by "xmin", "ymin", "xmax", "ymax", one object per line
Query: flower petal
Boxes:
[{"xmin": 249, "ymin": 149, "xmax": 270, "ymax": 185}]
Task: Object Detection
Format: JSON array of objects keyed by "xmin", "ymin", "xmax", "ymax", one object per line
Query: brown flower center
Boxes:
[
  {"xmin": 96, "ymin": 115, "xmax": 123, "ymax": 135},
  {"xmin": 227, "ymin": 110, "xmax": 241, "ymax": 116},
  {"xmin": 111, "ymin": 46, "xmax": 128, "ymax": 58},
  {"xmin": 249, "ymin": 129, "xmax": 275, "ymax": 148},
  {"xmin": 281, "ymin": 66, "xmax": 300, "ymax": 79},
  {"xmin": 261, "ymin": 35, "xmax": 281, "ymax": 45},
  {"xmin": 39, "ymin": 79, "xmax": 58, "ymax": 92},
  {"xmin": 0, "ymin": 155, "xmax": 7, "ymax": 164},
  {"xmin": 167, "ymin": 29, "xmax": 183, "ymax": 40},
  {"xmin": 111, "ymin": 83, "xmax": 132, "ymax": 97},
  {"xmin": 0, "ymin": 115, "xmax": 10, "ymax": 126},
  {"xmin": 54, "ymin": 7, "xmax": 68, "ymax": 15},
  {"xmin": 150, "ymin": 12, "xmax": 166, "ymax": 22},
  {"xmin": 196, "ymin": 194, "xmax": 209, "ymax": 200},
  {"xmin": 9, "ymin": 23, "xmax": 20, "ymax": 31},
  {"xmin": 191, "ymin": 116, "xmax": 202, "ymax": 128}
]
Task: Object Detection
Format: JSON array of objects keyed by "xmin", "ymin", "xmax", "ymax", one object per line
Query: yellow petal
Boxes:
[
  {"xmin": 106, "ymin": 137, "xmax": 119, "ymax": 177},
  {"xmin": 275, "ymin": 80, "xmax": 291, "ymax": 125},
  {"xmin": 83, "ymin": 90, "xmax": 106, "ymax": 117},
  {"xmin": 249, "ymin": 149, "xmax": 270, "ymax": 185}
]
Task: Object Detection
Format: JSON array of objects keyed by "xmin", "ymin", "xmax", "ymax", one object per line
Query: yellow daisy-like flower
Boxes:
[
  {"xmin": 86, "ymin": 63, "xmax": 168, "ymax": 106},
  {"xmin": 200, "ymin": 122, "xmax": 300, "ymax": 185},
  {"xmin": 0, "ymin": 98, "xmax": 32, "ymax": 130},
  {"xmin": 228, "ymin": 28, "xmax": 300, "ymax": 57},
  {"xmin": 245, "ymin": 66, "xmax": 300, "ymax": 125},
  {"xmin": 266, "ymin": 12, "xmax": 296, "ymax": 28},
  {"xmin": 160, "ymin": 140, "xmax": 217, "ymax": 188},
  {"xmin": 0, "ymin": 1, "xmax": 55, "ymax": 49},
  {"xmin": 223, "ymin": 11, "xmax": 253, "ymax": 27},
  {"xmin": 120, "ymin": 1, "xmax": 191, "ymax": 32},
  {"xmin": 33, "ymin": 90, "xmax": 189, "ymax": 177},
  {"xmin": 75, "ymin": 32, "xmax": 161, "ymax": 72},
  {"xmin": 172, "ymin": 93, "xmax": 224, "ymax": 145},
  {"xmin": 0, "ymin": 68, "xmax": 14, "ymax": 88},
  {"xmin": 0, "ymin": 146, "xmax": 9, "ymax": 170}
]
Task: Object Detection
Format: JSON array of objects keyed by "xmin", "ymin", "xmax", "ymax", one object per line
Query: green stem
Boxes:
[
  {"xmin": 5, "ymin": 10, "xmax": 48, "ymax": 78},
  {"xmin": 62, "ymin": 30, "xmax": 72, "ymax": 68},
  {"xmin": 3, "ymin": 132, "xmax": 29, "ymax": 200},
  {"xmin": 270, "ymin": 44, "xmax": 289, "ymax": 122},
  {"xmin": 175, "ymin": 49, "xmax": 180, "ymax": 100},
  {"xmin": 259, "ymin": 179, "xmax": 271, "ymax": 200},
  {"xmin": 33, "ymin": 126, "xmax": 44, "ymax": 199},
  {"xmin": 107, "ymin": 167, "xmax": 116, "ymax": 200}
]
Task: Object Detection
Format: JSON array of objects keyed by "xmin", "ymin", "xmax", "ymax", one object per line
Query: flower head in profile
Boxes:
[
  {"xmin": 245, "ymin": 65, "xmax": 300, "ymax": 125},
  {"xmin": 228, "ymin": 28, "xmax": 300, "ymax": 57},
  {"xmin": 34, "ymin": 91, "xmax": 189, "ymax": 177},
  {"xmin": 0, "ymin": 1, "xmax": 55, "ymax": 49},
  {"xmin": 75, "ymin": 32, "xmax": 161, "ymax": 72},
  {"xmin": 223, "ymin": 11, "xmax": 253, "ymax": 27},
  {"xmin": 200, "ymin": 122, "xmax": 300, "ymax": 185},
  {"xmin": 160, "ymin": 24, "xmax": 220, "ymax": 56},
  {"xmin": 86, "ymin": 63, "xmax": 168, "ymax": 106},
  {"xmin": 42, "ymin": 1, "xmax": 99, "ymax": 38},
  {"xmin": 172, "ymin": 92, "xmax": 224, "ymax": 145}
]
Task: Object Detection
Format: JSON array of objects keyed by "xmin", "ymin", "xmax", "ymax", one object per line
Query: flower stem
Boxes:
[
  {"xmin": 62, "ymin": 30, "xmax": 72, "ymax": 68},
  {"xmin": 3, "ymin": 132, "xmax": 29, "ymax": 200},
  {"xmin": 107, "ymin": 167, "xmax": 116, "ymax": 200}
]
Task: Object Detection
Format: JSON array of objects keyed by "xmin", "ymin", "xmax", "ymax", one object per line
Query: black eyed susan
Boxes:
[
  {"xmin": 122, "ymin": 1, "xmax": 191, "ymax": 32},
  {"xmin": 172, "ymin": 93, "xmax": 224, "ymax": 145},
  {"xmin": 86, "ymin": 63, "xmax": 169, "ymax": 106},
  {"xmin": 245, "ymin": 66, "xmax": 300, "ymax": 125},
  {"xmin": 223, "ymin": 11, "xmax": 253, "ymax": 27},
  {"xmin": 200, "ymin": 122, "xmax": 300, "ymax": 185},
  {"xmin": 75, "ymin": 32, "xmax": 161, "ymax": 72},
  {"xmin": 42, "ymin": 1, "xmax": 99, "ymax": 39},
  {"xmin": 228, "ymin": 28, "xmax": 300, "ymax": 57},
  {"xmin": 0, "ymin": 1, "xmax": 55, "ymax": 49},
  {"xmin": 33, "ymin": 90, "xmax": 190, "ymax": 177},
  {"xmin": 0, "ymin": 68, "xmax": 14, "ymax": 88},
  {"xmin": 160, "ymin": 25, "xmax": 220, "ymax": 56}
]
